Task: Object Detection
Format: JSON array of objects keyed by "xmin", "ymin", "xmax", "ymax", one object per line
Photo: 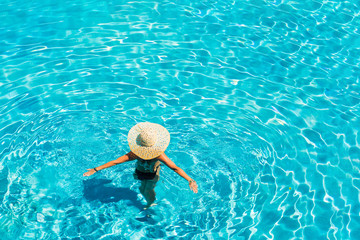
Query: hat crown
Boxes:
[
  {"xmin": 128, "ymin": 122, "xmax": 170, "ymax": 160},
  {"xmin": 136, "ymin": 129, "xmax": 157, "ymax": 147}
]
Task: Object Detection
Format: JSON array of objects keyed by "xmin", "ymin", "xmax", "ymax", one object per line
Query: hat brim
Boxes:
[{"xmin": 128, "ymin": 122, "xmax": 170, "ymax": 160}]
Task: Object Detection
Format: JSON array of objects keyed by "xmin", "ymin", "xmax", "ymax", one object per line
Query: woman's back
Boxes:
[{"xmin": 135, "ymin": 158, "xmax": 160, "ymax": 173}]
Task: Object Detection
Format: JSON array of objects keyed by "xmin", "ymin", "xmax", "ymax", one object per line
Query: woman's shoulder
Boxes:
[
  {"xmin": 157, "ymin": 152, "xmax": 169, "ymax": 161},
  {"xmin": 127, "ymin": 151, "xmax": 138, "ymax": 160}
]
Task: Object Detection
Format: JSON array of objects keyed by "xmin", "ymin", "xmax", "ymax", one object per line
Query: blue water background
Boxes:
[{"xmin": 1, "ymin": 0, "xmax": 360, "ymax": 239}]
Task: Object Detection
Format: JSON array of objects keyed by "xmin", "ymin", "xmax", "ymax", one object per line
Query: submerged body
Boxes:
[{"xmin": 133, "ymin": 154, "xmax": 161, "ymax": 206}]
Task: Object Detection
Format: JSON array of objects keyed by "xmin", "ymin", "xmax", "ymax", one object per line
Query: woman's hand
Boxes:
[
  {"xmin": 83, "ymin": 168, "xmax": 96, "ymax": 177},
  {"xmin": 189, "ymin": 180, "xmax": 198, "ymax": 193}
]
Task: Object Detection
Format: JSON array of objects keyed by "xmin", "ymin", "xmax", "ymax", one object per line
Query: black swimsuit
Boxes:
[
  {"xmin": 134, "ymin": 158, "xmax": 160, "ymax": 180},
  {"xmin": 134, "ymin": 167, "xmax": 159, "ymax": 180}
]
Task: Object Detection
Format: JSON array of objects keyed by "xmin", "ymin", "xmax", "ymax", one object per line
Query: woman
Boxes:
[{"xmin": 83, "ymin": 122, "xmax": 198, "ymax": 208}]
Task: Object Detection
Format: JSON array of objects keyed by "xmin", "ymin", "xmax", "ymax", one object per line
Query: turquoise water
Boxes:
[{"xmin": 1, "ymin": 0, "xmax": 360, "ymax": 239}]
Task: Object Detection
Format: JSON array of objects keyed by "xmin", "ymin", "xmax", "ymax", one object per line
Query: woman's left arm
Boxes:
[{"xmin": 158, "ymin": 153, "xmax": 198, "ymax": 193}]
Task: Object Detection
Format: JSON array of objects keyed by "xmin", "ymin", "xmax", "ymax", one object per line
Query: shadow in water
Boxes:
[{"xmin": 83, "ymin": 178, "xmax": 142, "ymax": 210}]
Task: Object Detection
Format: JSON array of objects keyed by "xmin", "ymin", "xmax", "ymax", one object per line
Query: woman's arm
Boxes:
[
  {"xmin": 83, "ymin": 151, "xmax": 136, "ymax": 176},
  {"xmin": 158, "ymin": 153, "xmax": 198, "ymax": 193}
]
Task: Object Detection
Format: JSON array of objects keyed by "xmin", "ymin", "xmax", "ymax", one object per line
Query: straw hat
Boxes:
[{"xmin": 128, "ymin": 122, "xmax": 170, "ymax": 160}]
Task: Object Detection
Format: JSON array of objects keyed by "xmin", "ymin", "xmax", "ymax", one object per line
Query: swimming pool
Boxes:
[{"xmin": 1, "ymin": 0, "xmax": 359, "ymax": 239}]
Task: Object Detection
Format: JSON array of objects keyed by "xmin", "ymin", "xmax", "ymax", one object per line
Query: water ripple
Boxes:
[{"xmin": 1, "ymin": 0, "xmax": 360, "ymax": 239}]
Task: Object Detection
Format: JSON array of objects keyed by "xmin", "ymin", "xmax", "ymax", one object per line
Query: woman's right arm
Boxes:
[
  {"xmin": 158, "ymin": 153, "xmax": 198, "ymax": 193},
  {"xmin": 83, "ymin": 151, "xmax": 136, "ymax": 176}
]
